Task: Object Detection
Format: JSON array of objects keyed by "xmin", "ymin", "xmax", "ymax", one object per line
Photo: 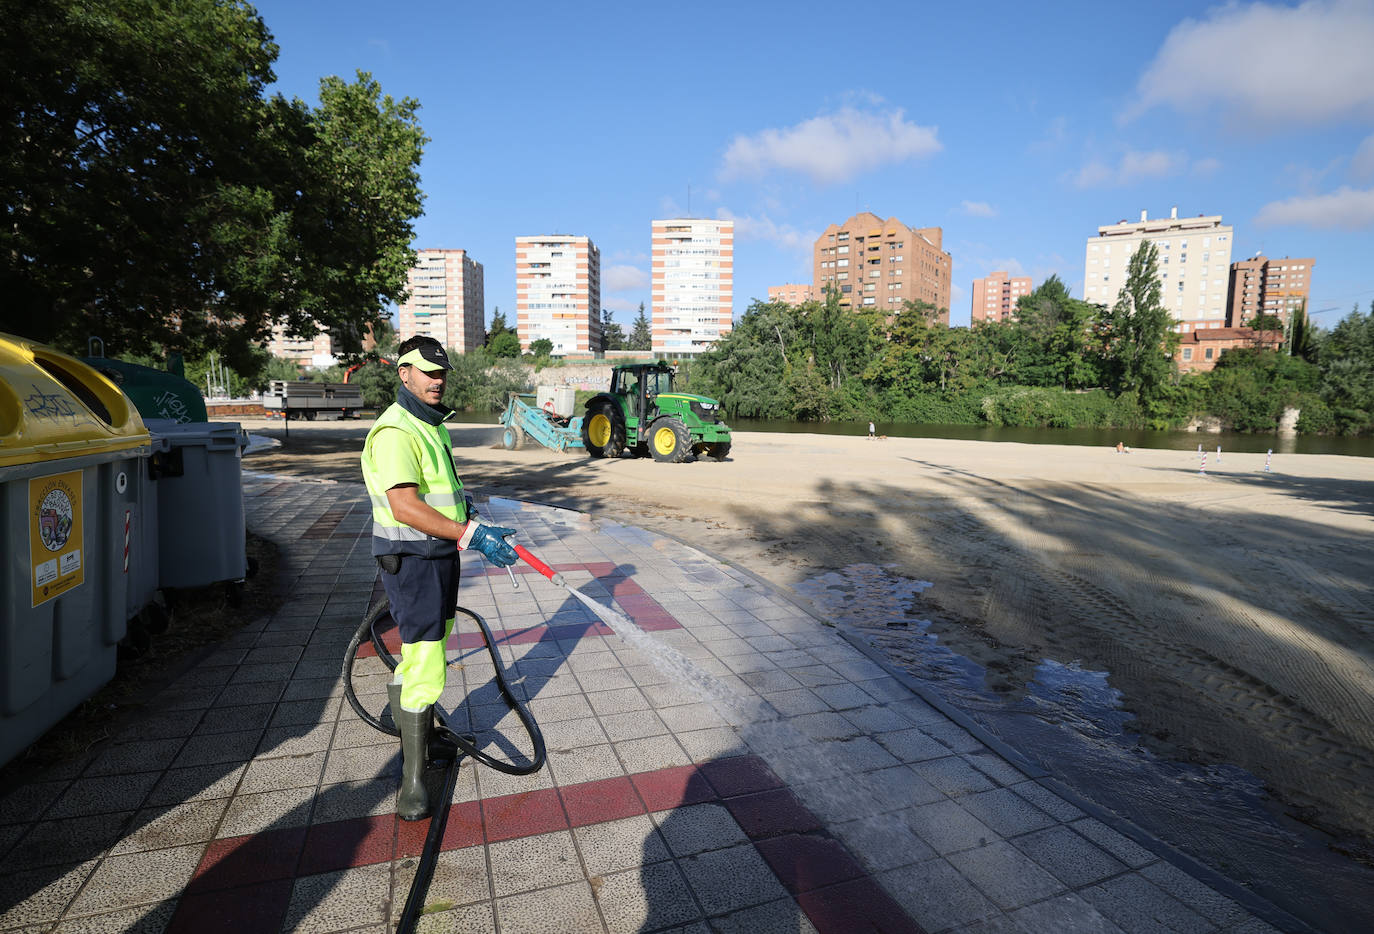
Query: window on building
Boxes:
[
  {"xmin": 1204, "ymin": 348, "xmax": 1214, "ymax": 360},
  {"xmin": 1183, "ymin": 348, "xmax": 1193, "ymax": 361}
]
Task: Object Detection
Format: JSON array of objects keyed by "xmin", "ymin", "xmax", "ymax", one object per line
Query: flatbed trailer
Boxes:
[{"xmin": 263, "ymin": 380, "xmax": 364, "ymax": 420}]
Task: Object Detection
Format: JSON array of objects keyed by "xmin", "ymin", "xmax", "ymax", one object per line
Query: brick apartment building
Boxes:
[
  {"xmin": 813, "ymin": 213, "xmax": 952, "ymax": 321},
  {"xmin": 971, "ymin": 270, "xmax": 1032, "ymax": 323},
  {"xmin": 1227, "ymin": 254, "xmax": 1314, "ymax": 328},
  {"xmin": 767, "ymin": 283, "xmax": 817, "ymax": 305},
  {"xmin": 396, "ymin": 249, "xmax": 485, "ymax": 353},
  {"xmin": 515, "ymin": 235, "xmax": 601, "ymax": 354}
]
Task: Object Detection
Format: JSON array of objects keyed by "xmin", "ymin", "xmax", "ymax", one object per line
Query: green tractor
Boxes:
[{"xmin": 581, "ymin": 362, "xmax": 732, "ymax": 462}]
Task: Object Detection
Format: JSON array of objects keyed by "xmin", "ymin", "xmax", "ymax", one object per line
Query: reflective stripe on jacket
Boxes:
[{"xmin": 361, "ymin": 400, "xmax": 467, "ymax": 557}]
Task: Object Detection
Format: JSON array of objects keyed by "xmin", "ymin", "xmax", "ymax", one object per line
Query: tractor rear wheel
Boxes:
[
  {"xmin": 583, "ymin": 403, "xmax": 626, "ymax": 458},
  {"xmin": 501, "ymin": 425, "xmax": 524, "ymax": 450},
  {"xmin": 705, "ymin": 441, "xmax": 731, "ymax": 461},
  {"xmin": 650, "ymin": 418, "xmax": 691, "ymax": 463}
]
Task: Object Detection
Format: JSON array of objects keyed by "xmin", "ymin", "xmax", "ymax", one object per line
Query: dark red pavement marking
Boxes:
[
  {"xmin": 298, "ymin": 813, "xmax": 396, "ymax": 876},
  {"xmin": 185, "ymin": 826, "xmax": 306, "ymax": 893},
  {"xmin": 167, "ymin": 878, "xmax": 293, "ymax": 934},
  {"xmin": 186, "ymin": 756, "xmax": 924, "ymax": 934},
  {"xmin": 699, "ymin": 755, "xmax": 785, "ymax": 798},
  {"xmin": 356, "ymin": 561, "xmax": 681, "ymax": 658},
  {"xmin": 480, "ymin": 787, "xmax": 567, "ymax": 842},
  {"xmin": 755, "ymin": 833, "xmax": 868, "ymax": 894},
  {"xmin": 629, "ymin": 763, "xmax": 717, "ymax": 812},
  {"xmin": 559, "ymin": 775, "xmax": 645, "ymax": 827},
  {"xmin": 796, "ymin": 875, "xmax": 928, "ymax": 934},
  {"xmin": 723, "ymin": 787, "xmax": 824, "ymax": 839}
]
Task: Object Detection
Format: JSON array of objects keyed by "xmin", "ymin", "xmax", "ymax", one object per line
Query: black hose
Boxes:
[{"xmin": 341, "ymin": 596, "xmax": 547, "ymax": 933}]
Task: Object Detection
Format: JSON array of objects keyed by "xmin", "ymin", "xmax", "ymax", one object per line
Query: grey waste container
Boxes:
[
  {"xmin": 0, "ymin": 333, "xmax": 152, "ymax": 767},
  {"xmin": 145, "ymin": 420, "xmax": 248, "ymax": 591}
]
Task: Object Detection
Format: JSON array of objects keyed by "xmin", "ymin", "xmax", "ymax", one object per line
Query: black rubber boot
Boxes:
[{"xmin": 388, "ymin": 682, "xmax": 432, "ymax": 821}]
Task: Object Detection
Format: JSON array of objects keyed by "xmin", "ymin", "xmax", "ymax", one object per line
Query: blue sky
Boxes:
[{"xmin": 254, "ymin": 0, "xmax": 1374, "ymax": 329}]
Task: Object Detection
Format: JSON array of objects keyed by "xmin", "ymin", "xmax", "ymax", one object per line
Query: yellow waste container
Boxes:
[{"xmin": 0, "ymin": 333, "xmax": 151, "ymax": 766}]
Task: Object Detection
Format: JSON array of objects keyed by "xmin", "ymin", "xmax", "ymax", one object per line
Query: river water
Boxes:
[{"xmin": 729, "ymin": 417, "xmax": 1374, "ymax": 458}]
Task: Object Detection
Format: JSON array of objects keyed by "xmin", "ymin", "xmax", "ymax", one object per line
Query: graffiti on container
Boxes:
[
  {"xmin": 153, "ymin": 389, "xmax": 191, "ymax": 423},
  {"xmin": 24, "ymin": 384, "xmax": 80, "ymax": 421}
]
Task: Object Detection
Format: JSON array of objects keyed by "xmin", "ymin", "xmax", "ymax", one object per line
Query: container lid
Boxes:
[
  {"xmin": 80, "ymin": 356, "xmax": 208, "ymax": 423},
  {"xmin": 0, "ymin": 333, "xmax": 151, "ymax": 467}
]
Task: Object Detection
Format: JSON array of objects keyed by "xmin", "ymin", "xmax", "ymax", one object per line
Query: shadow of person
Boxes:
[{"xmin": 158, "ymin": 557, "xmax": 618, "ymax": 932}]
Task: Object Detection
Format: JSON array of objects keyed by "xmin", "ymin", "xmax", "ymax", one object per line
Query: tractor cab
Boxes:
[{"xmin": 610, "ymin": 363, "xmax": 674, "ymax": 423}]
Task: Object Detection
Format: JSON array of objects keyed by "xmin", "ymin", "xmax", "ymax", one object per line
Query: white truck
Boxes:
[{"xmin": 263, "ymin": 380, "xmax": 364, "ymax": 420}]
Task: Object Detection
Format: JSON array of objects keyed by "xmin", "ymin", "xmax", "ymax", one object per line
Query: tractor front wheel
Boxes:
[
  {"xmin": 583, "ymin": 403, "xmax": 626, "ymax": 458},
  {"xmin": 650, "ymin": 418, "xmax": 691, "ymax": 463}
]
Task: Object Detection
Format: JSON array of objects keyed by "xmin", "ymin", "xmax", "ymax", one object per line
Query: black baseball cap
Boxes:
[{"xmin": 397, "ymin": 344, "xmax": 453, "ymax": 372}]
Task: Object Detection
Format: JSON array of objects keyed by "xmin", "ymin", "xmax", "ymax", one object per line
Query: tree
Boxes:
[
  {"xmin": 629, "ymin": 303, "xmax": 652, "ymax": 352},
  {"xmin": 528, "ymin": 338, "xmax": 553, "ymax": 358},
  {"xmin": 1012, "ymin": 276, "xmax": 1103, "ymax": 390},
  {"xmin": 0, "ymin": 0, "xmax": 426, "ymax": 371},
  {"xmin": 1103, "ymin": 241, "xmax": 1176, "ymax": 403},
  {"xmin": 1288, "ymin": 302, "xmax": 1316, "ymax": 362},
  {"xmin": 485, "ymin": 307, "xmax": 519, "ymax": 358},
  {"xmin": 1249, "ymin": 313, "xmax": 1284, "ymax": 331},
  {"xmin": 600, "ymin": 309, "xmax": 626, "ymax": 352}
]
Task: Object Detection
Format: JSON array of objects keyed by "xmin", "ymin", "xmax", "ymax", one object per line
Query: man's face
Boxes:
[{"xmin": 400, "ymin": 364, "xmax": 446, "ymax": 405}]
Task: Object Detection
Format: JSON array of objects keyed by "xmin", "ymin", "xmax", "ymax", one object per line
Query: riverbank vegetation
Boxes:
[{"xmin": 682, "ymin": 263, "xmax": 1374, "ymax": 436}]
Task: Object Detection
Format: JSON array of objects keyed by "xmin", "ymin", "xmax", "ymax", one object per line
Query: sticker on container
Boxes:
[{"xmin": 29, "ymin": 469, "xmax": 84, "ymax": 607}]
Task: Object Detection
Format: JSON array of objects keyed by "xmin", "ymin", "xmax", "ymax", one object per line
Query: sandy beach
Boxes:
[{"xmin": 239, "ymin": 418, "xmax": 1374, "ymax": 852}]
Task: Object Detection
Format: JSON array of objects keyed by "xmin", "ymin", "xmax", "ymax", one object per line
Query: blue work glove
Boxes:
[
  {"xmin": 463, "ymin": 493, "xmax": 479, "ymax": 521},
  {"xmin": 463, "ymin": 520, "xmax": 517, "ymax": 567}
]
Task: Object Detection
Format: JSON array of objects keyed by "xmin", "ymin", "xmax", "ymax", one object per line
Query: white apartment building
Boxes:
[
  {"xmin": 515, "ymin": 235, "xmax": 601, "ymax": 354},
  {"xmin": 651, "ymin": 218, "xmax": 733, "ymax": 355},
  {"xmin": 396, "ymin": 249, "xmax": 485, "ymax": 352},
  {"xmin": 1084, "ymin": 208, "xmax": 1233, "ymax": 333}
]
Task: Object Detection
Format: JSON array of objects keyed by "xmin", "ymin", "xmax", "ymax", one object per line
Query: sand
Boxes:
[{"xmin": 238, "ymin": 417, "xmax": 1374, "ymax": 844}]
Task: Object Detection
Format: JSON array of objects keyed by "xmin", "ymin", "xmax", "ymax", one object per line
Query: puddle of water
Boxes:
[{"xmin": 798, "ymin": 564, "xmax": 1374, "ymax": 934}]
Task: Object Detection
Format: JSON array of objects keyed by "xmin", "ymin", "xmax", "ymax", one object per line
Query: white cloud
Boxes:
[
  {"xmin": 1255, "ymin": 186, "xmax": 1374, "ymax": 229},
  {"xmin": 1128, "ymin": 0, "xmax": 1374, "ymax": 126},
  {"xmin": 603, "ymin": 264, "xmax": 648, "ymax": 292},
  {"xmin": 959, "ymin": 200, "xmax": 997, "ymax": 217},
  {"xmin": 1192, "ymin": 157, "xmax": 1223, "ymax": 177},
  {"xmin": 602, "ymin": 297, "xmax": 641, "ymax": 314},
  {"xmin": 715, "ymin": 209, "xmax": 819, "ymax": 250},
  {"xmin": 1071, "ymin": 150, "xmax": 1187, "ymax": 188},
  {"xmin": 1028, "ymin": 116, "xmax": 1070, "ymax": 153},
  {"xmin": 1353, "ymin": 134, "xmax": 1374, "ymax": 180},
  {"xmin": 720, "ymin": 106, "xmax": 941, "ymax": 185}
]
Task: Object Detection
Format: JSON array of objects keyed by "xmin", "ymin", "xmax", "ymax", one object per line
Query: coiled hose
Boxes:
[{"xmin": 342, "ymin": 596, "xmax": 547, "ymax": 933}]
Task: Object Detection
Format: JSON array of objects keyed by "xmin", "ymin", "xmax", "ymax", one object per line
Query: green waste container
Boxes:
[
  {"xmin": 80, "ymin": 356, "xmax": 207, "ymax": 423},
  {"xmin": 145, "ymin": 420, "xmax": 248, "ymax": 591},
  {"xmin": 0, "ymin": 333, "xmax": 152, "ymax": 767}
]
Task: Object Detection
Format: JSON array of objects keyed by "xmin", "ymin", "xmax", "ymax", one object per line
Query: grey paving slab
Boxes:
[{"xmin": 0, "ymin": 475, "xmax": 1287, "ymax": 934}]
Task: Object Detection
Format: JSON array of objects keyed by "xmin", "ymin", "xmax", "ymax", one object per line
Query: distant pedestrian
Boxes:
[{"xmin": 868, "ymin": 421, "xmax": 875, "ymax": 439}]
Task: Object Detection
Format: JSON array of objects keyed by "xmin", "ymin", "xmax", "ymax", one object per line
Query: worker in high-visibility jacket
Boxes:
[{"xmin": 361, "ymin": 336, "xmax": 518, "ymax": 820}]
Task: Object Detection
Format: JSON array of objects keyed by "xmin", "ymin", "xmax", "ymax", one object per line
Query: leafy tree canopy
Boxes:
[{"xmin": 0, "ymin": 0, "xmax": 427, "ymax": 372}]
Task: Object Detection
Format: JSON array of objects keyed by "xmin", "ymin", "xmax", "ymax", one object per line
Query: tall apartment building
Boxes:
[
  {"xmin": 515, "ymin": 235, "xmax": 601, "ymax": 354},
  {"xmin": 651, "ymin": 218, "xmax": 733, "ymax": 355},
  {"xmin": 1084, "ymin": 208, "xmax": 1233, "ymax": 333},
  {"xmin": 813, "ymin": 213, "xmax": 952, "ymax": 321},
  {"xmin": 265, "ymin": 322, "xmax": 337, "ymax": 369},
  {"xmin": 767, "ymin": 283, "xmax": 817, "ymax": 305},
  {"xmin": 396, "ymin": 249, "xmax": 485, "ymax": 352},
  {"xmin": 1227, "ymin": 254, "xmax": 1314, "ymax": 327},
  {"xmin": 971, "ymin": 271, "xmax": 1033, "ymax": 323}
]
